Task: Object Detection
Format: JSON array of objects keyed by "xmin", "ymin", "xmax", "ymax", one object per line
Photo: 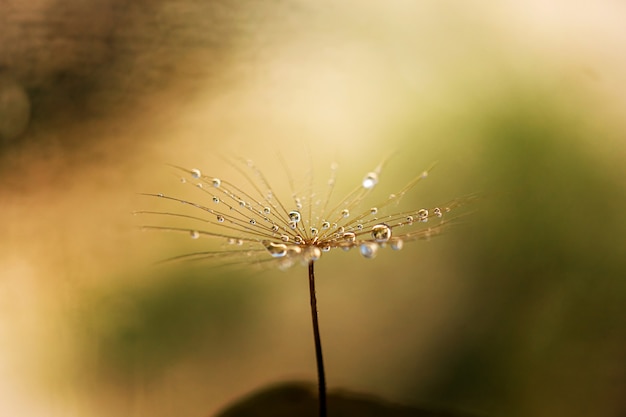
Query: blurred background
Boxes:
[{"xmin": 1, "ymin": 1, "xmax": 625, "ymax": 416}]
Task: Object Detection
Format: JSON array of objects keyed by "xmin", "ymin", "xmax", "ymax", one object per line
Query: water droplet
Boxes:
[
  {"xmin": 271, "ymin": 225, "xmax": 280, "ymax": 232},
  {"xmin": 370, "ymin": 207, "xmax": 378, "ymax": 215},
  {"xmin": 341, "ymin": 209, "xmax": 350, "ymax": 218},
  {"xmin": 406, "ymin": 215, "xmax": 414, "ymax": 225},
  {"xmin": 281, "ymin": 234, "xmax": 290, "ymax": 242},
  {"xmin": 263, "ymin": 207, "xmax": 271, "ymax": 214},
  {"xmin": 342, "ymin": 232, "xmax": 356, "ymax": 243},
  {"xmin": 311, "ymin": 227, "xmax": 319, "ymax": 236},
  {"xmin": 212, "ymin": 196, "xmax": 220, "ymax": 203},
  {"xmin": 217, "ymin": 215, "xmax": 224, "ymax": 222},
  {"xmin": 362, "ymin": 172, "xmax": 378, "ymax": 189},
  {"xmin": 239, "ymin": 200, "xmax": 245, "ymax": 207},
  {"xmin": 288, "ymin": 211, "xmax": 301, "ymax": 223},
  {"xmin": 421, "ymin": 171, "xmax": 428, "ymax": 179},
  {"xmin": 433, "ymin": 207, "xmax": 442, "ymax": 217},
  {"xmin": 337, "ymin": 226, "xmax": 345, "ymax": 233},
  {"xmin": 294, "ymin": 236, "xmax": 304, "ymax": 244},
  {"xmin": 180, "ymin": 178, "xmax": 187, "ymax": 184},
  {"xmin": 288, "ymin": 221, "xmax": 297, "ymax": 230},
  {"xmin": 321, "ymin": 245, "xmax": 331, "ymax": 252},
  {"xmin": 157, "ymin": 193, "xmax": 164, "ymax": 197},
  {"xmin": 303, "ymin": 246, "xmax": 322, "ymax": 262},
  {"xmin": 211, "ymin": 178, "xmax": 221, "ymax": 188},
  {"xmin": 295, "ymin": 198, "xmax": 303, "ymax": 210},
  {"xmin": 418, "ymin": 208, "xmax": 429, "ymax": 221},
  {"xmin": 190, "ymin": 230, "xmax": 200, "ymax": 239},
  {"xmin": 391, "ymin": 239, "xmax": 404, "ymax": 251},
  {"xmin": 371, "ymin": 224, "xmax": 392, "ymax": 242},
  {"xmin": 360, "ymin": 242, "xmax": 379, "ymax": 259},
  {"xmin": 356, "ymin": 224, "xmax": 363, "ymax": 230},
  {"xmin": 263, "ymin": 241, "xmax": 287, "ymax": 258},
  {"xmin": 191, "ymin": 168, "xmax": 202, "ymax": 179},
  {"xmin": 196, "ymin": 183, "xmax": 203, "ymax": 189},
  {"xmin": 321, "ymin": 221, "xmax": 330, "ymax": 230},
  {"xmin": 249, "ymin": 219, "xmax": 256, "ymax": 225},
  {"xmin": 388, "ymin": 194, "xmax": 396, "ymax": 200}
]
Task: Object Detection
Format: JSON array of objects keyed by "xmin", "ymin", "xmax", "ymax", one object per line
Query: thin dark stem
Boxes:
[{"xmin": 308, "ymin": 260, "xmax": 327, "ymax": 417}]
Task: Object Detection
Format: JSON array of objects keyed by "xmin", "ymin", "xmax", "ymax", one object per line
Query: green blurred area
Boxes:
[{"xmin": 78, "ymin": 267, "xmax": 267, "ymax": 382}]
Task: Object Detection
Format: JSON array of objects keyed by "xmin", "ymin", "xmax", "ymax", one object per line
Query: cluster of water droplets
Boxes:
[{"xmin": 139, "ymin": 158, "xmax": 463, "ymax": 267}]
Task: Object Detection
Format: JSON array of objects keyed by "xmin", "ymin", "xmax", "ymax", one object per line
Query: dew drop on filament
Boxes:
[
  {"xmin": 190, "ymin": 230, "xmax": 200, "ymax": 239},
  {"xmin": 433, "ymin": 207, "xmax": 442, "ymax": 217},
  {"xmin": 212, "ymin": 178, "xmax": 221, "ymax": 188},
  {"xmin": 360, "ymin": 242, "xmax": 379, "ymax": 259},
  {"xmin": 263, "ymin": 241, "xmax": 288, "ymax": 258},
  {"xmin": 303, "ymin": 246, "xmax": 322, "ymax": 262},
  {"xmin": 289, "ymin": 211, "xmax": 302, "ymax": 223},
  {"xmin": 371, "ymin": 224, "xmax": 392, "ymax": 242},
  {"xmin": 321, "ymin": 221, "xmax": 330, "ymax": 230},
  {"xmin": 342, "ymin": 232, "xmax": 356, "ymax": 243},
  {"xmin": 217, "ymin": 215, "xmax": 224, "ymax": 222},
  {"xmin": 212, "ymin": 196, "xmax": 220, "ymax": 204},
  {"xmin": 391, "ymin": 239, "xmax": 404, "ymax": 251},
  {"xmin": 362, "ymin": 172, "xmax": 379, "ymax": 189},
  {"xmin": 341, "ymin": 209, "xmax": 350, "ymax": 218},
  {"xmin": 370, "ymin": 207, "xmax": 378, "ymax": 215},
  {"xmin": 191, "ymin": 168, "xmax": 202, "ymax": 179}
]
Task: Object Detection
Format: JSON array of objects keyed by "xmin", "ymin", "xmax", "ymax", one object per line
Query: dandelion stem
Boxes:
[{"xmin": 308, "ymin": 260, "xmax": 327, "ymax": 417}]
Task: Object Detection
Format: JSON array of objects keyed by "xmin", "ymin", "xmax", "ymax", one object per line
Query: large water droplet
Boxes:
[
  {"xmin": 406, "ymin": 215, "xmax": 414, "ymax": 225},
  {"xmin": 311, "ymin": 227, "xmax": 319, "ymax": 236},
  {"xmin": 303, "ymin": 246, "xmax": 322, "ymax": 262},
  {"xmin": 190, "ymin": 230, "xmax": 200, "ymax": 239},
  {"xmin": 343, "ymin": 232, "xmax": 356, "ymax": 243},
  {"xmin": 362, "ymin": 172, "xmax": 379, "ymax": 189},
  {"xmin": 341, "ymin": 209, "xmax": 350, "ymax": 218},
  {"xmin": 212, "ymin": 178, "xmax": 221, "ymax": 188},
  {"xmin": 263, "ymin": 241, "xmax": 287, "ymax": 258},
  {"xmin": 391, "ymin": 239, "xmax": 404, "ymax": 251},
  {"xmin": 371, "ymin": 224, "xmax": 392, "ymax": 242},
  {"xmin": 191, "ymin": 168, "xmax": 201, "ymax": 179},
  {"xmin": 281, "ymin": 234, "xmax": 290, "ymax": 242},
  {"xmin": 433, "ymin": 207, "xmax": 443, "ymax": 218},
  {"xmin": 418, "ymin": 208, "xmax": 429, "ymax": 222},
  {"xmin": 321, "ymin": 221, "xmax": 330, "ymax": 230},
  {"xmin": 294, "ymin": 236, "xmax": 304, "ymax": 244},
  {"xmin": 289, "ymin": 211, "xmax": 301, "ymax": 223},
  {"xmin": 360, "ymin": 242, "xmax": 379, "ymax": 259},
  {"xmin": 288, "ymin": 221, "xmax": 298, "ymax": 230}
]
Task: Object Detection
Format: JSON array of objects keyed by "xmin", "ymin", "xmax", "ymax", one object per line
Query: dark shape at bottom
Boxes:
[{"xmin": 214, "ymin": 381, "xmax": 484, "ymax": 417}]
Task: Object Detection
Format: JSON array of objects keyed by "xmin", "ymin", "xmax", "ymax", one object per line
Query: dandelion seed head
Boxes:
[{"xmin": 140, "ymin": 155, "xmax": 472, "ymax": 269}]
